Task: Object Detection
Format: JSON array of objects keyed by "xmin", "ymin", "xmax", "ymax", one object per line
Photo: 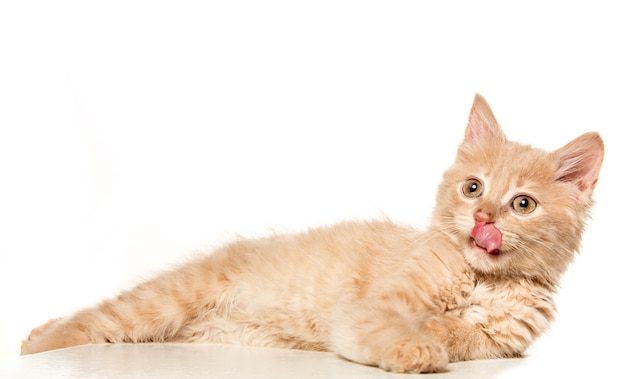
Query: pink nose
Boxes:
[{"xmin": 474, "ymin": 211, "xmax": 492, "ymax": 223}]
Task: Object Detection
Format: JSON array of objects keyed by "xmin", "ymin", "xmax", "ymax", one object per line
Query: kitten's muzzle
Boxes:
[{"xmin": 470, "ymin": 222, "xmax": 502, "ymax": 255}]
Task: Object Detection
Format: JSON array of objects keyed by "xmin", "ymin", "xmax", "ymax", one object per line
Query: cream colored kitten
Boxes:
[{"xmin": 21, "ymin": 95, "xmax": 604, "ymax": 374}]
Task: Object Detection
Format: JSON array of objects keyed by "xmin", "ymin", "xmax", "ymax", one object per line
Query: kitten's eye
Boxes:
[
  {"xmin": 512, "ymin": 195, "xmax": 537, "ymax": 214},
  {"xmin": 462, "ymin": 179, "xmax": 483, "ymax": 198}
]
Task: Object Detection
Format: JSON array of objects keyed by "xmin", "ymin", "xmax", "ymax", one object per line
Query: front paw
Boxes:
[{"xmin": 380, "ymin": 340, "xmax": 449, "ymax": 373}]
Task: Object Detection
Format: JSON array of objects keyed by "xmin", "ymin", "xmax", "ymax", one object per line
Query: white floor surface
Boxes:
[{"xmin": 0, "ymin": 343, "xmax": 616, "ymax": 379}]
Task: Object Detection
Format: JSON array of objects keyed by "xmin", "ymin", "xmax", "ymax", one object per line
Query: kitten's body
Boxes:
[{"xmin": 21, "ymin": 95, "xmax": 604, "ymax": 373}]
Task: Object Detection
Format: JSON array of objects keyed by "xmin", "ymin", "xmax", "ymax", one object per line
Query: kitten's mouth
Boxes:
[
  {"xmin": 470, "ymin": 222, "xmax": 503, "ymax": 257},
  {"xmin": 470, "ymin": 240, "xmax": 501, "ymax": 256}
]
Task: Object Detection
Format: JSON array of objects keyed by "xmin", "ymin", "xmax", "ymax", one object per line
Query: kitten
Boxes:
[{"xmin": 21, "ymin": 95, "xmax": 604, "ymax": 374}]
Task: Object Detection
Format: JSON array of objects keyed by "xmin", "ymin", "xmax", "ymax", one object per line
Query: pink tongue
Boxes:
[{"xmin": 471, "ymin": 222, "xmax": 502, "ymax": 254}]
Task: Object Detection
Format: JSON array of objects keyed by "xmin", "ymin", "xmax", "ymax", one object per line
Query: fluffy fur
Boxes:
[{"xmin": 21, "ymin": 95, "xmax": 604, "ymax": 373}]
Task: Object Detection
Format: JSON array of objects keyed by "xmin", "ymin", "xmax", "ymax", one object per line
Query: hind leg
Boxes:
[
  {"xmin": 20, "ymin": 255, "xmax": 233, "ymax": 355},
  {"xmin": 21, "ymin": 318, "xmax": 70, "ymax": 354},
  {"xmin": 20, "ymin": 313, "xmax": 106, "ymax": 355}
]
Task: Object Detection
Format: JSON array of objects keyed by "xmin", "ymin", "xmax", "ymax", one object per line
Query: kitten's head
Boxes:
[{"xmin": 433, "ymin": 94, "xmax": 604, "ymax": 284}]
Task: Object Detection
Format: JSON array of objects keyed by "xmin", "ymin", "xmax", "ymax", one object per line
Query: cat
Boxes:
[{"xmin": 20, "ymin": 94, "xmax": 604, "ymax": 374}]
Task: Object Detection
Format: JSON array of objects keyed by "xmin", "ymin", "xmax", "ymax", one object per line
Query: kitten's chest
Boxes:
[{"xmin": 437, "ymin": 273, "xmax": 556, "ymax": 328}]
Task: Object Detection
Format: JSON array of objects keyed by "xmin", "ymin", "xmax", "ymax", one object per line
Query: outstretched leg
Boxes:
[{"xmin": 21, "ymin": 257, "xmax": 228, "ymax": 355}]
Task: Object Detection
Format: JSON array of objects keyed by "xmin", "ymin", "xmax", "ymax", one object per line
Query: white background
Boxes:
[{"xmin": 0, "ymin": 0, "xmax": 623, "ymax": 372}]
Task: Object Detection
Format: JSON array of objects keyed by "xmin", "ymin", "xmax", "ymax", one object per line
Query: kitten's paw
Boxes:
[
  {"xmin": 380, "ymin": 340, "xmax": 449, "ymax": 373},
  {"xmin": 439, "ymin": 271, "xmax": 474, "ymax": 311},
  {"xmin": 21, "ymin": 317, "xmax": 91, "ymax": 355},
  {"xmin": 21, "ymin": 318, "xmax": 62, "ymax": 355}
]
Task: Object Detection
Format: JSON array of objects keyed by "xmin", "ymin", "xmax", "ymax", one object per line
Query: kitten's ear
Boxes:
[
  {"xmin": 463, "ymin": 94, "xmax": 507, "ymax": 146},
  {"xmin": 552, "ymin": 132, "xmax": 604, "ymax": 194}
]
